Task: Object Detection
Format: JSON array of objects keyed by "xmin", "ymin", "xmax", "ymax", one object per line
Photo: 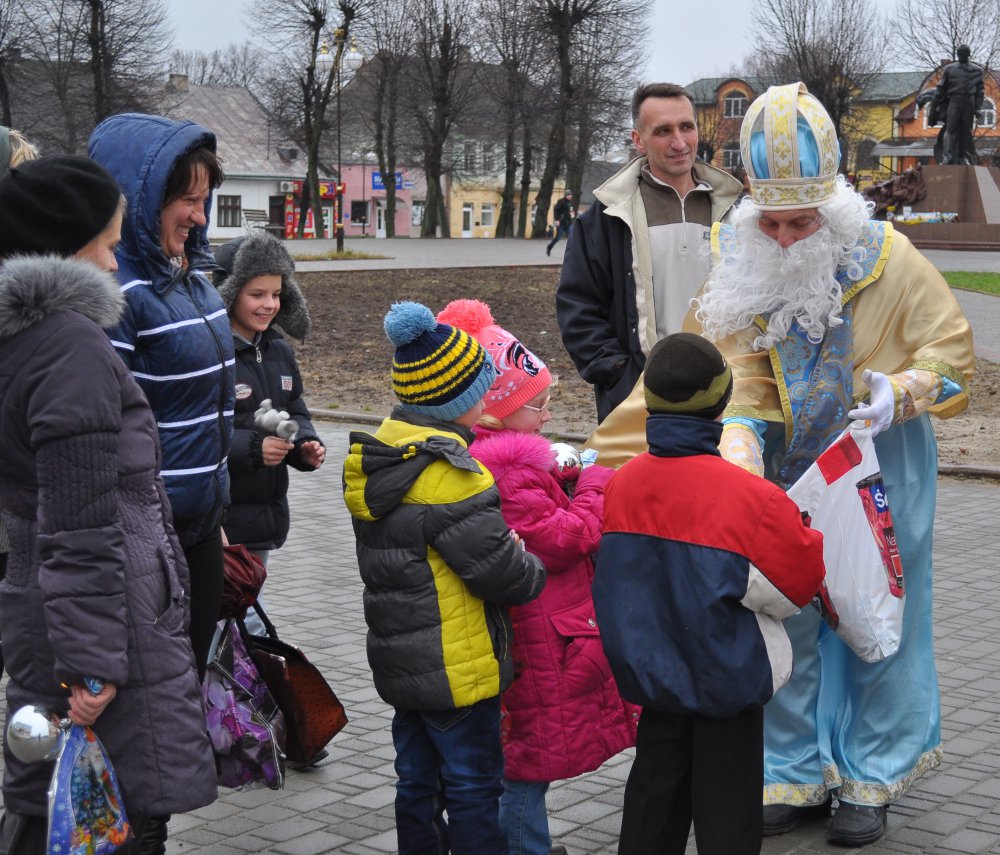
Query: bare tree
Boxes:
[
  {"xmin": 353, "ymin": 0, "xmax": 413, "ymax": 237},
  {"xmin": 529, "ymin": 0, "xmax": 649, "ymax": 240},
  {"xmin": 562, "ymin": 10, "xmax": 644, "ymax": 202},
  {"xmin": 251, "ymin": 0, "xmax": 365, "ymax": 240},
  {"xmin": 82, "ymin": 0, "xmax": 172, "ymax": 121},
  {"xmin": 12, "ymin": 0, "xmax": 92, "ymax": 152},
  {"xmin": 0, "ymin": 0, "xmax": 28, "ymax": 125},
  {"xmin": 475, "ymin": 0, "xmax": 547, "ymax": 237},
  {"xmin": 407, "ymin": 0, "xmax": 479, "ymax": 237},
  {"xmin": 894, "ymin": 0, "xmax": 1000, "ymax": 73},
  {"xmin": 748, "ymin": 0, "xmax": 887, "ymax": 172},
  {"xmin": 170, "ymin": 44, "xmax": 266, "ymax": 89}
]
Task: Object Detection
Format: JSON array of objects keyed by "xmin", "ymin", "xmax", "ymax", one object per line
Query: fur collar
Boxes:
[
  {"xmin": 0, "ymin": 255, "xmax": 124, "ymax": 340},
  {"xmin": 470, "ymin": 428, "xmax": 556, "ymax": 481}
]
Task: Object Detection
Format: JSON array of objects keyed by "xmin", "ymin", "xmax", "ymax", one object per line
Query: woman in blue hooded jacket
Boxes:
[
  {"xmin": 89, "ymin": 114, "xmax": 235, "ymax": 686},
  {"xmin": 89, "ymin": 116, "xmax": 235, "ymax": 854}
]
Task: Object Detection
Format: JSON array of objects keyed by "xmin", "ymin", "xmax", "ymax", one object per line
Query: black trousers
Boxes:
[
  {"xmin": 174, "ymin": 518, "xmax": 224, "ymax": 682},
  {"xmin": 618, "ymin": 705, "xmax": 764, "ymax": 855}
]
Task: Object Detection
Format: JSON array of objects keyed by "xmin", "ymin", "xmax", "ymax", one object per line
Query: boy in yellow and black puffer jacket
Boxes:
[{"xmin": 343, "ymin": 301, "xmax": 545, "ymax": 855}]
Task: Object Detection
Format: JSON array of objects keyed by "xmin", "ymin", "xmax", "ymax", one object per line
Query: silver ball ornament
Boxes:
[
  {"xmin": 551, "ymin": 442, "xmax": 581, "ymax": 477},
  {"xmin": 7, "ymin": 705, "xmax": 63, "ymax": 763}
]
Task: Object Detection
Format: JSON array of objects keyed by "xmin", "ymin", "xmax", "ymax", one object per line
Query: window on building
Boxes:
[
  {"xmin": 464, "ymin": 141, "xmax": 477, "ymax": 171},
  {"xmin": 217, "ymin": 195, "xmax": 242, "ymax": 228},
  {"xmin": 721, "ymin": 143, "xmax": 741, "ymax": 169},
  {"xmin": 855, "ymin": 139, "xmax": 878, "ymax": 170},
  {"xmin": 723, "ymin": 92, "xmax": 748, "ymax": 119},
  {"xmin": 351, "ymin": 200, "xmax": 368, "ymax": 224},
  {"xmin": 482, "ymin": 144, "xmax": 497, "ymax": 173},
  {"xmin": 412, "ymin": 201, "xmax": 425, "ymax": 226},
  {"xmin": 481, "ymin": 203, "xmax": 495, "ymax": 227},
  {"xmin": 978, "ymin": 97, "xmax": 996, "ymax": 128}
]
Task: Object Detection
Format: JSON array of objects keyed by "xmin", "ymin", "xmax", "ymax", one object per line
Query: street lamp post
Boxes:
[{"xmin": 317, "ymin": 31, "xmax": 363, "ymax": 252}]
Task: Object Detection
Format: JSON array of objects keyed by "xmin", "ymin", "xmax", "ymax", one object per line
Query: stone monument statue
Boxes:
[{"xmin": 931, "ymin": 45, "xmax": 985, "ymax": 165}]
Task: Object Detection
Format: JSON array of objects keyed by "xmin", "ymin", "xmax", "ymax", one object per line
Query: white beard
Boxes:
[{"xmin": 694, "ymin": 183, "xmax": 872, "ymax": 351}]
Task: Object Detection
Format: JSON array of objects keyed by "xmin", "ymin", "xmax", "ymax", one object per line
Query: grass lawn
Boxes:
[
  {"xmin": 291, "ymin": 249, "xmax": 388, "ymax": 261},
  {"xmin": 944, "ymin": 271, "xmax": 1000, "ymax": 295}
]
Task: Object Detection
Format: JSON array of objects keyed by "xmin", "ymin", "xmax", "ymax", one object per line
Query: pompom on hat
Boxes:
[
  {"xmin": 0, "ymin": 155, "xmax": 122, "ymax": 259},
  {"xmin": 384, "ymin": 301, "xmax": 496, "ymax": 422},
  {"xmin": 437, "ymin": 299, "xmax": 552, "ymax": 420},
  {"xmin": 643, "ymin": 333, "xmax": 733, "ymax": 420},
  {"xmin": 740, "ymin": 82, "xmax": 842, "ymax": 210}
]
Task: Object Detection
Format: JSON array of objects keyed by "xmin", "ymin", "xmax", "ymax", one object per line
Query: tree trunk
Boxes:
[
  {"xmin": 517, "ymin": 126, "xmax": 532, "ymax": 239},
  {"xmin": 495, "ymin": 125, "xmax": 518, "ymax": 238},
  {"xmin": 0, "ymin": 57, "xmax": 11, "ymax": 127},
  {"xmin": 531, "ymin": 18, "xmax": 575, "ymax": 239}
]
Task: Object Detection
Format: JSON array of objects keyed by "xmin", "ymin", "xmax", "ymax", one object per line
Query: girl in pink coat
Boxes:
[{"xmin": 437, "ymin": 300, "xmax": 638, "ymax": 855}]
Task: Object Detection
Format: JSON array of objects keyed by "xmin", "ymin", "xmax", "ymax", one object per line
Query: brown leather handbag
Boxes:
[{"xmin": 239, "ymin": 603, "xmax": 348, "ymax": 764}]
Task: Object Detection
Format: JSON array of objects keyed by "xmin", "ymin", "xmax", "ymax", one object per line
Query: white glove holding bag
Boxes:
[{"xmin": 848, "ymin": 369, "xmax": 895, "ymax": 437}]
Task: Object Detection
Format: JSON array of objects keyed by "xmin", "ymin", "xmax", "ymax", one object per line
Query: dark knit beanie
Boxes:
[
  {"xmin": 213, "ymin": 231, "xmax": 311, "ymax": 339},
  {"xmin": 384, "ymin": 301, "xmax": 496, "ymax": 422},
  {"xmin": 0, "ymin": 155, "xmax": 122, "ymax": 259},
  {"xmin": 644, "ymin": 332, "xmax": 733, "ymax": 420}
]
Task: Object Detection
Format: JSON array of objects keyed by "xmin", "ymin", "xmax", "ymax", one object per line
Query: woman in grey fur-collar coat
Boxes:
[{"xmin": 0, "ymin": 157, "xmax": 216, "ymax": 854}]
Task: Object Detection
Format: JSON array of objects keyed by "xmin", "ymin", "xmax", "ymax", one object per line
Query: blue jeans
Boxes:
[
  {"xmin": 392, "ymin": 697, "xmax": 506, "ymax": 855},
  {"xmin": 500, "ymin": 778, "xmax": 551, "ymax": 855}
]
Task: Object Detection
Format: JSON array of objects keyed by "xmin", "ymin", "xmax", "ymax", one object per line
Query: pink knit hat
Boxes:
[{"xmin": 437, "ymin": 299, "xmax": 552, "ymax": 419}]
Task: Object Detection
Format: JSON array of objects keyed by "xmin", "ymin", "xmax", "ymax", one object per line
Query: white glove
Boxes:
[{"xmin": 848, "ymin": 370, "xmax": 895, "ymax": 437}]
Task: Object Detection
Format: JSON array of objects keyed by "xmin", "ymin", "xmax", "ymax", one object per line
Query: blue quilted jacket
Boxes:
[{"xmin": 89, "ymin": 114, "xmax": 235, "ymax": 524}]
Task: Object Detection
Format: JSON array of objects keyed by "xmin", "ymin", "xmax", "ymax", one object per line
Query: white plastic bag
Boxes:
[{"xmin": 786, "ymin": 423, "xmax": 904, "ymax": 662}]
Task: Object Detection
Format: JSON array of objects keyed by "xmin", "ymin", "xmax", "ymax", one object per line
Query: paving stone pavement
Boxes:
[{"xmin": 149, "ymin": 423, "xmax": 999, "ymax": 855}]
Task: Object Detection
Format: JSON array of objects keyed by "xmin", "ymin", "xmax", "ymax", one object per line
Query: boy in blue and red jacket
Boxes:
[{"xmin": 593, "ymin": 333, "xmax": 825, "ymax": 855}]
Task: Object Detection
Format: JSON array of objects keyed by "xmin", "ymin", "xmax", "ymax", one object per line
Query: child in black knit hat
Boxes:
[
  {"xmin": 594, "ymin": 332, "xmax": 826, "ymax": 855},
  {"xmin": 213, "ymin": 231, "xmax": 325, "ymax": 647}
]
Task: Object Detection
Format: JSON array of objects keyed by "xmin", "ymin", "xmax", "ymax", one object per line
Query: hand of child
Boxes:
[
  {"xmin": 67, "ymin": 683, "xmax": 117, "ymax": 726},
  {"xmin": 262, "ymin": 436, "xmax": 294, "ymax": 466},
  {"xmin": 299, "ymin": 440, "xmax": 326, "ymax": 468}
]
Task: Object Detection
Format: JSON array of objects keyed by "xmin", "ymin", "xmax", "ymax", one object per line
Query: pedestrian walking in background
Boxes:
[
  {"xmin": 343, "ymin": 301, "xmax": 546, "ymax": 855},
  {"xmin": 546, "ymin": 190, "xmax": 576, "ymax": 256},
  {"xmin": 437, "ymin": 298, "xmax": 638, "ymax": 855}
]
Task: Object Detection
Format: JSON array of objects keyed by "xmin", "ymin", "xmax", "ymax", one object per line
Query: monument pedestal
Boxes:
[{"xmin": 891, "ymin": 164, "xmax": 1000, "ymax": 250}]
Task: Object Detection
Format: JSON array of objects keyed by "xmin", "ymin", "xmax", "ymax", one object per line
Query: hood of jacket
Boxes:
[
  {"xmin": 344, "ymin": 408, "xmax": 484, "ymax": 521},
  {"xmin": 595, "ymin": 155, "xmax": 744, "ymax": 226},
  {"xmin": 88, "ymin": 113, "xmax": 217, "ymax": 284},
  {"xmin": 470, "ymin": 428, "xmax": 556, "ymax": 482},
  {"xmin": 0, "ymin": 255, "xmax": 124, "ymax": 340},
  {"xmin": 214, "ymin": 231, "xmax": 311, "ymax": 339}
]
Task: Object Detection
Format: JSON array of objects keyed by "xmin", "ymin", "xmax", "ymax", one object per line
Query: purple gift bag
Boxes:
[{"xmin": 203, "ymin": 620, "xmax": 286, "ymax": 790}]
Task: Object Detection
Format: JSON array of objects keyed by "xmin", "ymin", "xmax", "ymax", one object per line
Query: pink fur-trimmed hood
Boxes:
[{"xmin": 469, "ymin": 428, "xmax": 555, "ymax": 481}]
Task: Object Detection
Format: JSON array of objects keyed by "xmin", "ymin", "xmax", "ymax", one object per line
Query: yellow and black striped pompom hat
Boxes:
[
  {"xmin": 384, "ymin": 301, "xmax": 497, "ymax": 421},
  {"xmin": 643, "ymin": 332, "xmax": 733, "ymax": 420}
]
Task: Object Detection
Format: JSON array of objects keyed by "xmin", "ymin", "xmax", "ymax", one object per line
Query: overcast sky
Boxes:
[{"xmin": 167, "ymin": 0, "xmax": 759, "ymax": 87}]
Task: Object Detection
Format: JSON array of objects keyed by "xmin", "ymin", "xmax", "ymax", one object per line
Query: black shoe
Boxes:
[
  {"xmin": 549, "ymin": 847, "xmax": 568, "ymax": 855},
  {"xmin": 138, "ymin": 814, "xmax": 170, "ymax": 855},
  {"xmin": 763, "ymin": 798, "xmax": 831, "ymax": 836},
  {"xmin": 827, "ymin": 801, "xmax": 887, "ymax": 847}
]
